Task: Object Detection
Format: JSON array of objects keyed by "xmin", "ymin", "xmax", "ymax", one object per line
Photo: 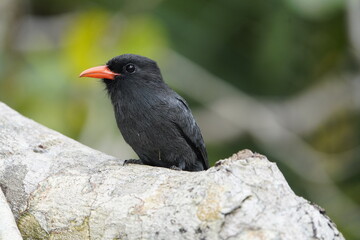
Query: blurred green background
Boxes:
[{"xmin": 0, "ymin": 0, "xmax": 359, "ymax": 238}]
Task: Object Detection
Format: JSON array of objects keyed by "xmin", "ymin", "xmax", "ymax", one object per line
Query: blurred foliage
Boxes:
[
  {"xmin": 308, "ymin": 110, "xmax": 359, "ymax": 154},
  {"xmin": 0, "ymin": 0, "xmax": 359, "ymax": 239},
  {"xmin": 156, "ymin": 0, "xmax": 347, "ymax": 96}
]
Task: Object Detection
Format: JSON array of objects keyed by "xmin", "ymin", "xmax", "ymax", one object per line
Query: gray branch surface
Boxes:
[
  {"xmin": 0, "ymin": 188, "xmax": 22, "ymax": 240},
  {"xmin": 0, "ymin": 102, "xmax": 344, "ymax": 240}
]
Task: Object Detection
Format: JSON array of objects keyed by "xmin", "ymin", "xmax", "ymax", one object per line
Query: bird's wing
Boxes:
[{"xmin": 169, "ymin": 96, "xmax": 209, "ymax": 170}]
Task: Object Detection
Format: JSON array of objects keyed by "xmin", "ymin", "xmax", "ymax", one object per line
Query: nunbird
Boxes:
[{"xmin": 80, "ymin": 54, "xmax": 209, "ymax": 171}]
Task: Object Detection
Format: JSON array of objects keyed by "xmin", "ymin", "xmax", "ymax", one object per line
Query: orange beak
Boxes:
[{"xmin": 79, "ymin": 65, "xmax": 119, "ymax": 80}]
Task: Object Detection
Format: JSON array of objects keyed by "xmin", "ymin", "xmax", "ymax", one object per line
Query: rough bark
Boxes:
[{"xmin": 0, "ymin": 102, "xmax": 344, "ymax": 240}]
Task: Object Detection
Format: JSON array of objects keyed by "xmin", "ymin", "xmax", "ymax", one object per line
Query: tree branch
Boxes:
[{"xmin": 0, "ymin": 102, "xmax": 343, "ymax": 239}]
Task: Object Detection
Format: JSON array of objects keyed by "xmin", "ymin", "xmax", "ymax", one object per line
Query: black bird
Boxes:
[{"xmin": 80, "ymin": 54, "xmax": 209, "ymax": 171}]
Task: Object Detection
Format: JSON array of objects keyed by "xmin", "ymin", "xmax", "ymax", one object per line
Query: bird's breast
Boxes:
[
  {"xmin": 114, "ymin": 97, "xmax": 164, "ymax": 136},
  {"xmin": 112, "ymin": 88, "xmax": 179, "ymax": 145}
]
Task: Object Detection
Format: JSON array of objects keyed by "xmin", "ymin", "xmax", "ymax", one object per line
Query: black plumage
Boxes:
[{"xmin": 80, "ymin": 54, "xmax": 209, "ymax": 171}]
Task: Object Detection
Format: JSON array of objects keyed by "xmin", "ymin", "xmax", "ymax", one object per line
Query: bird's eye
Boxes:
[{"xmin": 125, "ymin": 64, "xmax": 136, "ymax": 73}]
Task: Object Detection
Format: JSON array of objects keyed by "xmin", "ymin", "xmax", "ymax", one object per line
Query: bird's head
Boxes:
[{"xmin": 80, "ymin": 54, "xmax": 164, "ymax": 96}]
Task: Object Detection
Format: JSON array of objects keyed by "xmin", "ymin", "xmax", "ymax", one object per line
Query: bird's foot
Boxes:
[
  {"xmin": 170, "ymin": 165, "xmax": 182, "ymax": 171},
  {"xmin": 123, "ymin": 159, "xmax": 144, "ymax": 166}
]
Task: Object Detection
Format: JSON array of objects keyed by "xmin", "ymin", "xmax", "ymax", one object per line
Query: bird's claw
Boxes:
[
  {"xmin": 170, "ymin": 165, "xmax": 182, "ymax": 171},
  {"xmin": 123, "ymin": 159, "xmax": 144, "ymax": 166}
]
